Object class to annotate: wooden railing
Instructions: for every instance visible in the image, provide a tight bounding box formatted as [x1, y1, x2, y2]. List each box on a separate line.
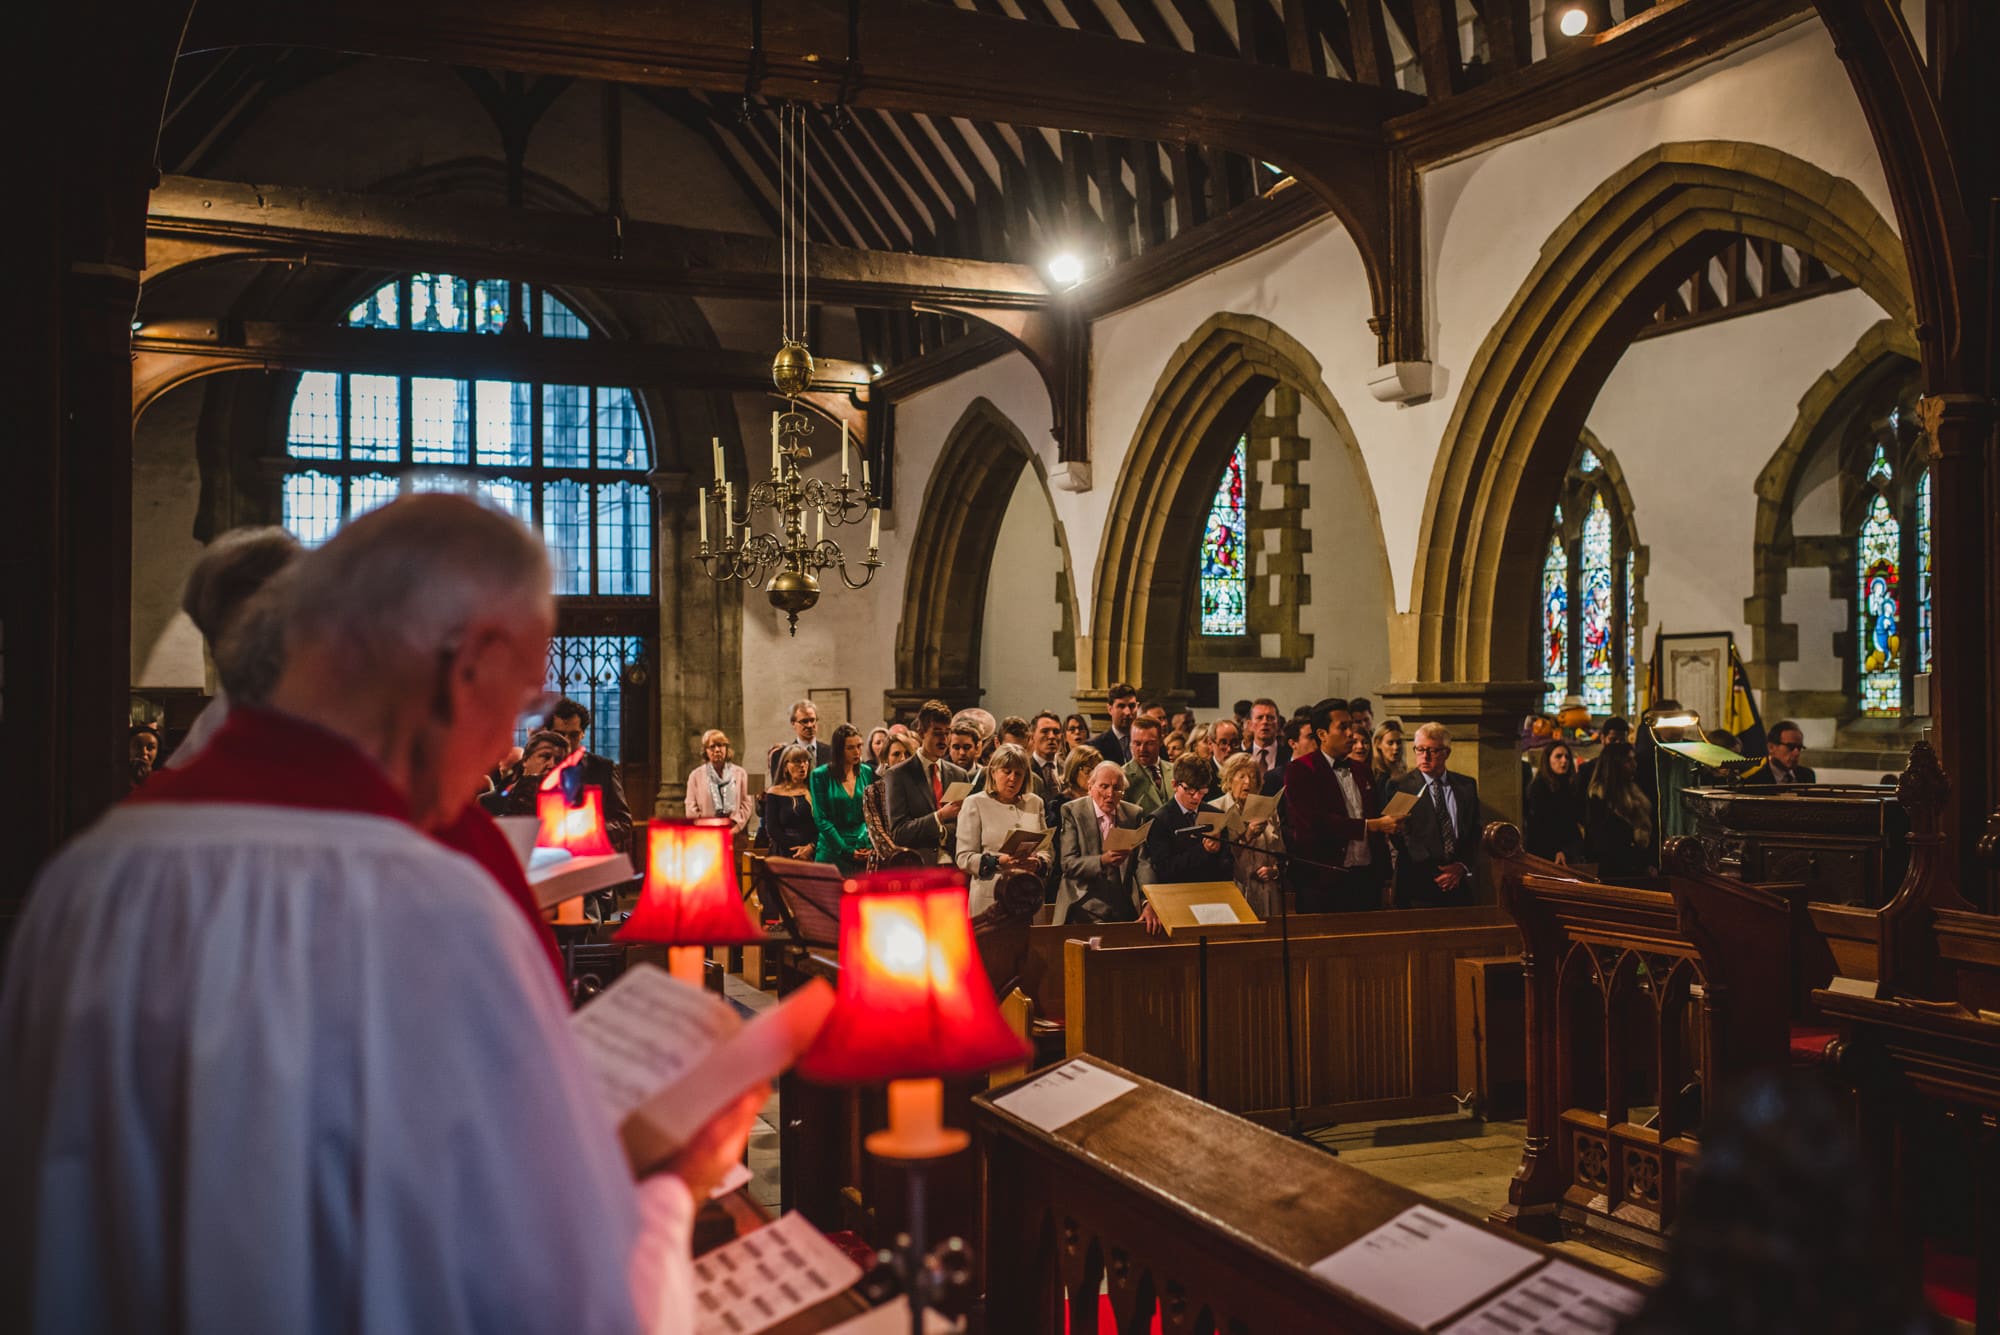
[977, 1056, 1645, 1334]
[1060, 906, 1520, 1125]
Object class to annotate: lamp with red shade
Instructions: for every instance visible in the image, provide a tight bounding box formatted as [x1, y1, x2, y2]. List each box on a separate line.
[535, 747, 616, 858]
[799, 866, 1029, 1333]
[617, 818, 763, 985]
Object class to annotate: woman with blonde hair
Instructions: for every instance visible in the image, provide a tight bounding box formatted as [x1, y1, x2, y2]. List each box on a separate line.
[685, 728, 755, 835]
[955, 744, 1049, 918]
[1215, 751, 1283, 917]
[1061, 744, 1104, 802]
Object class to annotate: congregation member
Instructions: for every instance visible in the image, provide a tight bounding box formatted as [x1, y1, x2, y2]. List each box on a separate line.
[954, 743, 1049, 917]
[998, 715, 1031, 749]
[168, 524, 303, 768]
[1090, 683, 1140, 764]
[126, 723, 160, 791]
[1122, 714, 1170, 813]
[1369, 721, 1406, 801]
[1209, 716, 1242, 763]
[1141, 756, 1233, 909]
[1585, 740, 1655, 877]
[1028, 711, 1065, 801]
[1055, 761, 1145, 924]
[1347, 697, 1375, 740]
[1743, 719, 1816, 785]
[1244, 698, 1285, 789]
[1215, 752, 1283, 917]
[548, 697, 634, 859]
[865, 724, 892, 770]
[1184, 722, 1214, 762]
[761, 744, 818, 858]
[948, 719, 984, 786]
[1, 495, 769, 1333]
[480, 728, 569, 818]
[1285, 703, 1400, 911]
[1524, 739, 1587, 865]
[1062, 712, 1091, 756]
[1266, 717, 1318, 796]
[885, 698, 970, 861]
[684, 728, 755, 836]
[1163, 731, 1187, 761]
[767, 698, 832, 782]
[1061, 745, 1104, 802]
[808, 722, 873, 874]
[1389, 723, 1481, 909]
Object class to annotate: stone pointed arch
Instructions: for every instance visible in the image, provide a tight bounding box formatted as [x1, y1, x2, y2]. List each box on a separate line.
[1413, 141, 1913, 697]
[1087, 313, 1390, 701]
[889, 397, 1078, 718]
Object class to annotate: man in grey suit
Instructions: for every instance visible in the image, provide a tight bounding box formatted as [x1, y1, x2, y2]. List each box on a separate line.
[1121, 715, 1169, 815]
[884, 698, 972, 862]
[1057, 761, 1146, 924]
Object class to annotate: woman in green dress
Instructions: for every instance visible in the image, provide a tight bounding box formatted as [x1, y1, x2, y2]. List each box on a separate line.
[808, 722, 874, 874]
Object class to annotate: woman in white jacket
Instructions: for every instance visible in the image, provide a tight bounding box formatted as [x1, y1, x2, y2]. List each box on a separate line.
[684, 730, 756, 836]
[954, 744, 1049, 917]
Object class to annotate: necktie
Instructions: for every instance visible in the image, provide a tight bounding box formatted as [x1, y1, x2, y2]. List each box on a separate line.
[1431, 780, 1456, 861]
[931, 762, 944, 804]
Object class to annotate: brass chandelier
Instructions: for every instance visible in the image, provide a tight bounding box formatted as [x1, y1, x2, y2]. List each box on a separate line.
[693, 101, 882, 635]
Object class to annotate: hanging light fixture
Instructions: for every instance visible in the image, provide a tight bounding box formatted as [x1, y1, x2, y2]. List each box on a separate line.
[693, 101, 884, 635]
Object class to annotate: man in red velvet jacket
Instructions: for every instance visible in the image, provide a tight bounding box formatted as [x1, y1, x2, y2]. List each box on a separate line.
[1280, 702, 1403, 912]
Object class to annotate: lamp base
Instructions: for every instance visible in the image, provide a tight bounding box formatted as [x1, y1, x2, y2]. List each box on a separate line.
[667, 945, 707, 987]
[865, 1077, 969, 1160]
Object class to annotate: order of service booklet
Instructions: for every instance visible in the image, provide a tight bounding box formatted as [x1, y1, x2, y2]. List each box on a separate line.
[572, 963, 835, 1175]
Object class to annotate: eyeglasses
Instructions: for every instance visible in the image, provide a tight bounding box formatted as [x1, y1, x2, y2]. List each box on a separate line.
[1413, 745, 1449, 756]
[1772, 739, 1805, 753]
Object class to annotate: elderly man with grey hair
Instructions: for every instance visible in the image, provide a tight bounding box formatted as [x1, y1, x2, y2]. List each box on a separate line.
[1, 496, 774, 1335]
[1388, 720, 1482, 908]
[1056, 760, 1146, 924]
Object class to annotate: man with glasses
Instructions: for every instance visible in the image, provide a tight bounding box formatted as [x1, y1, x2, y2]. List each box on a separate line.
[1743, 720, 1817, 786]
[1140, 755, 1234, 926]
[1388, 722, 1481, 909]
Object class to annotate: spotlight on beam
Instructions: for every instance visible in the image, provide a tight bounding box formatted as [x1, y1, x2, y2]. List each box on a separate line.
[1045, 252, 1085, 288]
[1557, 5, 1590, 36]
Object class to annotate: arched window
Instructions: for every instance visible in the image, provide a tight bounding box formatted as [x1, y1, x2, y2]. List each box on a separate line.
[1854, 441, 1905, 718]
[1540, 441, 1642, 718]
[1917, 467, 1933, 674]
[280, 272, 658, 790]
[1199, 437, 1248, 636]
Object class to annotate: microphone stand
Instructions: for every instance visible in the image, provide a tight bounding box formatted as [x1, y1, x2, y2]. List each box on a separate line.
[1174, 823, 1355, 1153]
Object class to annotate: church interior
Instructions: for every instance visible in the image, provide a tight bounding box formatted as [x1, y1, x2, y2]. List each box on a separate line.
[13, 0, 2000, 1331]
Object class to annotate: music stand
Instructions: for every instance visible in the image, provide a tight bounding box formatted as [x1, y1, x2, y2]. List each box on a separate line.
[1139, 881, 1262, 1103]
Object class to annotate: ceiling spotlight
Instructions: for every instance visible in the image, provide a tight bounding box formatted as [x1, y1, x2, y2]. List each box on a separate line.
[1557, 5, 1589, 37]
[1046, 252, 1085, 287]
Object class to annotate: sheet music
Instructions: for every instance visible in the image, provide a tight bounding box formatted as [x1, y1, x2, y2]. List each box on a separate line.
[1102, 820, 1151, 853]
[1309, 1205, 1539, 1329]
[1381, 788, 1420, 820]
[991, 1059, 1137, 1132]
[1440, 1260, 1644, 1334]
[691, 1211, 863, 1335]
[941, 781, 976, 803]
[571, 965, 740, 1120]
[1189, 902, 1240, 926]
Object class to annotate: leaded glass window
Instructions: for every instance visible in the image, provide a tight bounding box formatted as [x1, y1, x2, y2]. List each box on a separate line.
[1918, 468, 1933, 674]
[1858, 490, 1903, 718]
[1199, 438, 1248, 636]
[1541, 519, 1568, 715]
[1624, 548, 1636, 716]
[1580, 494, 1614, 712]
[524, 635, 646, 763]
[279, 275, 652, 604]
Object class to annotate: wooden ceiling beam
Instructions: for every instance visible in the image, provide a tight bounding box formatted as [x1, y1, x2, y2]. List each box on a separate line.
[1281, 0, 1328, 75]
[184, 0, 1415, 152]
[1408, 0, 1463, 97]
[1346, 0, 1395, 84]
[144, 175, 1053, 309]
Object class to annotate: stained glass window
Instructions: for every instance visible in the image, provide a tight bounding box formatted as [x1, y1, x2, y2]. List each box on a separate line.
[1541, 513, 1567, 714]
[1624, 548, 1637, 716]
[1580, 494, 1615, 712]
[1200, 438, 1248, 636]
[1857, 490, 1902, 717]
[1918, 468, 1933, 674]
[1578, 449, 1600, 473]
[280, 274, 651, 598]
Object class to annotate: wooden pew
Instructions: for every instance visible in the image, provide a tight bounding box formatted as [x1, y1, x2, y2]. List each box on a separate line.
[1061, 906, 1521, 1126]
[1488, 821, 1801, 1263]
[977, 1055, 1646, 1334]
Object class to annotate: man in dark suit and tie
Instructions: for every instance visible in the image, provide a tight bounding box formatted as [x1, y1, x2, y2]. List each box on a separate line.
[1389, 722, 1482, 909]
[1028, 711, 1066, 805]
[1056, 761, 1146, 924]
[884, 698, 971, 862]
[1263, 716, 1319, 797]
[546, 697, 634, 857]
[1242, 698, 1285, 791]
[1141, 755, 1233, 907]
[1281, 702, 1401, 911]
[1121, 716, 1170, 814]
[1739, 719, 1818, 786]
[1089, 682, 1140, 765]
[767, 699, 834, 783]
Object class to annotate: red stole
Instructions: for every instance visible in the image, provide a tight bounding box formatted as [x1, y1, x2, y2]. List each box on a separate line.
[132, 707, 566, 987]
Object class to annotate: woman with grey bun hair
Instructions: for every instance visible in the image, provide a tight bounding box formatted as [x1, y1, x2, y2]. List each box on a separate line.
[168, 526, 303, 768]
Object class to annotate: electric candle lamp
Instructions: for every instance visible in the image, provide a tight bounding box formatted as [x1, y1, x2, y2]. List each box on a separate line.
[771, 411, 781, 477]
[617, 818, 762, 985]
[840, 421, 849, 479]
[534, 786, 616, 857]
[799, 866, 1028, 1158]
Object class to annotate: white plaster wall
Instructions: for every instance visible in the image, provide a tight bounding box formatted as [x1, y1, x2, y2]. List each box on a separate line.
[1780, 566, 1846, 693]
[977, 469, 1070, 717]
[131, 388, 209, 689]
[1583, 286, 1888, 676]
[1081, 17, 1890, 626]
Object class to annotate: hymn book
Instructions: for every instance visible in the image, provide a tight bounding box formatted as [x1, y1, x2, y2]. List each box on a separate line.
[997, 826, 1054, 859]
[495, 814, 634, 910]
[572, 964, 835, 1176]
[1101, 820, 1151, 854]
[1381, 788, 1422, 821]
[941, 781, 977, 804]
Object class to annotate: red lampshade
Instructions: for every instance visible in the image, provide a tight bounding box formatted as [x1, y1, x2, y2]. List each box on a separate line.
[616, 818, 763, 946]
[535, 785, 616, 857]
[799, 866, 1030, 1084]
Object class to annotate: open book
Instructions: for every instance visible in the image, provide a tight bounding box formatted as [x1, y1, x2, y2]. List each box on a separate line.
[941, 780, 977, 804]
[496, 813, 634, 909]
[998, 826, 1053, 859]
[1101, 820, 1151, 854]
[572, 964, 835, 1176]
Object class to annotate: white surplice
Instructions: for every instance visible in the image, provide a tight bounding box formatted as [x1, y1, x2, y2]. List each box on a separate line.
[0, 802, 692, 1334]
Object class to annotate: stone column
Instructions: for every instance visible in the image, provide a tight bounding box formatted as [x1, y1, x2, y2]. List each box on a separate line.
[1379, 680, 1545, 830]
[652, 471, 744, 816]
